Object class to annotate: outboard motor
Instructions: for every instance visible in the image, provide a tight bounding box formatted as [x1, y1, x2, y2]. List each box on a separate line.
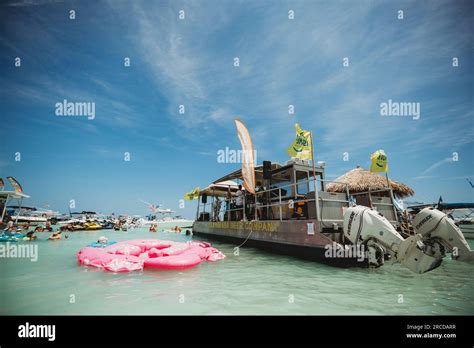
[413, 207, 474, 261]
[343, 206, 442, 273]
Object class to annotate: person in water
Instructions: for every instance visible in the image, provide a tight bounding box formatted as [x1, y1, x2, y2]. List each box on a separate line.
[172, 226, 182, 233]
[44, 221, 53, 232]
[48, 231, 62, 240]
[4, 218, 14, 231]
[149, 224, 157, 232]
[98, 236, 108, 244]
[25, 231, 37, 241]
[185, 229, 191, 236]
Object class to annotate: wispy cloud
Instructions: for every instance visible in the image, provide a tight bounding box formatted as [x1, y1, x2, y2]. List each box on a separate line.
[421, 157, 453, 175]
[5, 0, 63, 8]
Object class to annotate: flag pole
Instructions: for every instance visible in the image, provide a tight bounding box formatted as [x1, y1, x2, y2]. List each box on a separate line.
[310, 131, 316, 184]
[310, 131, 320, 223]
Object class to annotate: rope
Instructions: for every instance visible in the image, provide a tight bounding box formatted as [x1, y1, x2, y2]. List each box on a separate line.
[236, 227, 253, 249]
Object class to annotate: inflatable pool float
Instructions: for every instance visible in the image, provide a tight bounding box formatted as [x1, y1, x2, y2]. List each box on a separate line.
[77, 239, 225, 272]
[0, 233, 25, 242]
[0, 235, 18, 242]
[88, 241, 117, 248]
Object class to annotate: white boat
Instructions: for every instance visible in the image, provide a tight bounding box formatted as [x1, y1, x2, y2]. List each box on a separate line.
[57, 218, 84, 226]
[6, 206, 47, 226]
[439, 204, 474, 240]
[456, 218, 474, 239]
[143, 209, 193, 229]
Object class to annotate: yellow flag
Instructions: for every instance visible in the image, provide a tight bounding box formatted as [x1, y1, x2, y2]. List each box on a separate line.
[370, 149, 388, 172]
[184, 187, 200, 200]
[287, 123, 312, 160]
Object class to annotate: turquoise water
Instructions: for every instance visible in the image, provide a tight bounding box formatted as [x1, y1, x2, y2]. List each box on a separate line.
[1, 228, 473, 315]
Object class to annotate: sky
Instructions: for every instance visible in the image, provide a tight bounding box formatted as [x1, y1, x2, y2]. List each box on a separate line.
[0, 0, 473, 218]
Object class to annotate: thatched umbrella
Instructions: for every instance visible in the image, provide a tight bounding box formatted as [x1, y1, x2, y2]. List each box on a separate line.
[326, 166, 414, 198]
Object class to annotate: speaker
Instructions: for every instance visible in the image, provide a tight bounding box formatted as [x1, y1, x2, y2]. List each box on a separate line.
[201, 193, 208, 204]
[263, 160, 272, 180]
[199, 212, 210, 221]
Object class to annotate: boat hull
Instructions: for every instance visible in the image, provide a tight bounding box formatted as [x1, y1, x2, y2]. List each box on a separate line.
[459, 224, 474, 239]
[192, 220, 368, 268]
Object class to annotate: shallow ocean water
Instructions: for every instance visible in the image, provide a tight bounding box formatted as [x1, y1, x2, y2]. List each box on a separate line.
[0, 228, 473, 315]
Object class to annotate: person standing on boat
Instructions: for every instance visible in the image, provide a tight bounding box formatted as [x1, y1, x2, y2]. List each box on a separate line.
[255, 181, 265, 220]
[235, 185, 244, 221]
[225, 189, 232, 221]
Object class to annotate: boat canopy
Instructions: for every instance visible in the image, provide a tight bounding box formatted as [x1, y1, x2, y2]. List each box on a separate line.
[438, 203, 474, 210]
[1, 191, 31, 224]
[212, 163, 283, 184]
[0, 191, 30, 200]
[408, 203, 474, 213]
[212, 161, 325, 185]
[6, 205, 37, 210]
[201, 180, 239, 197]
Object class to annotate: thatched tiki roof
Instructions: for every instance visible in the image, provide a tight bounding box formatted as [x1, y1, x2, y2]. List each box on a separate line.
[326, 167, 414, 198]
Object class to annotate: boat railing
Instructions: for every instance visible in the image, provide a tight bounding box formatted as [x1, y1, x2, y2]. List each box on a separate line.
[197, 176, 351, 228]
[351, 188, 399, 224]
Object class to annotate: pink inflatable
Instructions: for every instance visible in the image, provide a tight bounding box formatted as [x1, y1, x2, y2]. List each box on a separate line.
[77, 239, 225, 273]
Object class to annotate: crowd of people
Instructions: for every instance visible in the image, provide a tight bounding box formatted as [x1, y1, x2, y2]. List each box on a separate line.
[2, 217, 68, 241]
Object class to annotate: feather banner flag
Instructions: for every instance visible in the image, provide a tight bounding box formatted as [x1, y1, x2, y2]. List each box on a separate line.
[234, 119, 256, 194]
[6, 176, 23, 193]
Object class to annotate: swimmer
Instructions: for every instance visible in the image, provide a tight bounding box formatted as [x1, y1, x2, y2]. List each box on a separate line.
[4, 218, 14, 231]
[44, 221, 53, 232]
[25, 231, 37, 241]
[48, 231, 62, 240]
[98, 236, 108, 244]
[185, 229, 191, 236]
[149, 224, 157, 232]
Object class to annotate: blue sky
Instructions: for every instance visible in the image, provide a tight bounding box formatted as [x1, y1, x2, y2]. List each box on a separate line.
[1, 0, 473, 218]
